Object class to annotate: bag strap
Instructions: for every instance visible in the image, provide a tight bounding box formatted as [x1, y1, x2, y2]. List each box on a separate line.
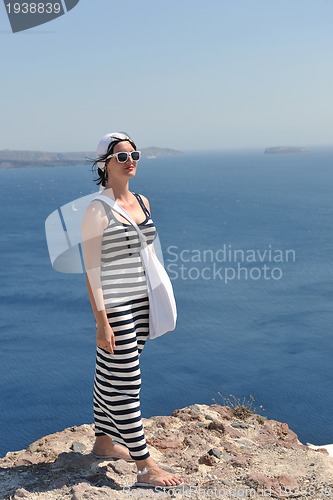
[94, 193, 148, 245]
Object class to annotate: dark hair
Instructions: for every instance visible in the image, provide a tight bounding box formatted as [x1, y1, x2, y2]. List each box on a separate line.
[91, 137, 137, 187]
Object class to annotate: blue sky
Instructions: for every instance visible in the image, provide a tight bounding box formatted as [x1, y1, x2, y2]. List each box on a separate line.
[1, 0, 333, 152]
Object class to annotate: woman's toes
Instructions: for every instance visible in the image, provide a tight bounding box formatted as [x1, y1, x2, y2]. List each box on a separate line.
[160, 473, 183, 486]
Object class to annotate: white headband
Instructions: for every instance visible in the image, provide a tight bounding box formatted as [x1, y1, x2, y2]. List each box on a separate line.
[96, 132, 133, 170]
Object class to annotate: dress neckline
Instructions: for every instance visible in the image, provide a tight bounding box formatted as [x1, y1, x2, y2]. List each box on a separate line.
[112, 192, 149, 227]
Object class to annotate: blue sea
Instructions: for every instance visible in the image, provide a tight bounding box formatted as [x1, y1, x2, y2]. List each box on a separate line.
[1, 149, 333, 458]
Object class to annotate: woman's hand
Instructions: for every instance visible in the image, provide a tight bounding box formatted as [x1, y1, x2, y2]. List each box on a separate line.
[96, 324, 116, 354]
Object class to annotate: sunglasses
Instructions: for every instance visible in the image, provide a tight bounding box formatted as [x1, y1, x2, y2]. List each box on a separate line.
[106, 151, 141, 163]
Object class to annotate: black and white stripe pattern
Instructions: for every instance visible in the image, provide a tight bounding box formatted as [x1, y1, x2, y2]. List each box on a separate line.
[100, 195, 156, 309]
[93, 193, 156, 461]
[94, 296, 150, 460]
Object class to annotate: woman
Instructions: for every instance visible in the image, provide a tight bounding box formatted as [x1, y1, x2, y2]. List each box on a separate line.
[82, 132, 185, 489]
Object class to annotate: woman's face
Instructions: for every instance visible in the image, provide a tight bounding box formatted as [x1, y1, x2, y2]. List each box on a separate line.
[106, 140, 138, 181]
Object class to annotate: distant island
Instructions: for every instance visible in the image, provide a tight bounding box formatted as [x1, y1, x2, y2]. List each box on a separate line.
[264, 146, 310, 154]
[0, 147, 183, 168]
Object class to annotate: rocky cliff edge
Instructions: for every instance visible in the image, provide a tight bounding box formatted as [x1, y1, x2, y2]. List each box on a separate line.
[1, 404, 332, 499]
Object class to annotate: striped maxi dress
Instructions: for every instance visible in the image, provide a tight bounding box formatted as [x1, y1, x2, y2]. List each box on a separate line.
[93, 192, 156, 461]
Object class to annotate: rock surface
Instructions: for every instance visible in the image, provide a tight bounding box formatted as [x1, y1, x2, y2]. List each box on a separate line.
[1, 404, 333, 499]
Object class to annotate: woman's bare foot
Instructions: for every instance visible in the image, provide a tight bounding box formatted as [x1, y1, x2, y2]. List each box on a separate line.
[92, 435, 132, 461]
[135, 460, 185, 488]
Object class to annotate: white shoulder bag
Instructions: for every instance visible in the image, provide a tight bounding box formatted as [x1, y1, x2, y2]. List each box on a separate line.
[94, 194, 177, 339]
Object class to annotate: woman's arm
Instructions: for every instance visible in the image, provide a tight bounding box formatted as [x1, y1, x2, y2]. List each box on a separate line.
[82, 201, 115, 353]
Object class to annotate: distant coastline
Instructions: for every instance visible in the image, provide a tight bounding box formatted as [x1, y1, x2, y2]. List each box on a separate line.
[0, 147, 183, 169]
[264, 146, 310, 154]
